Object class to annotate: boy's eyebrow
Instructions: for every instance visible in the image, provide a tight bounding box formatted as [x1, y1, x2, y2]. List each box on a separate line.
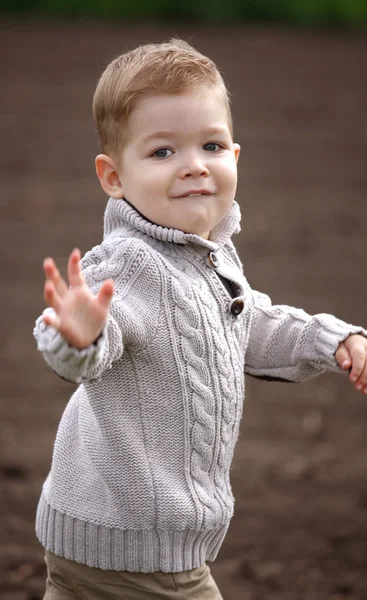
[140, 127, 230, 144]
[140, 131, 174, 143]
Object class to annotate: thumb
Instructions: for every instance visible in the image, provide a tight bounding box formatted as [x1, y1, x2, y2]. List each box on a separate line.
[335, 341, 352, 370]
[97, 279, 114, 310]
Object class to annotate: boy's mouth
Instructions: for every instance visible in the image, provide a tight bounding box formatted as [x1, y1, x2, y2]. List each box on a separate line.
[174, 189, 214, 198]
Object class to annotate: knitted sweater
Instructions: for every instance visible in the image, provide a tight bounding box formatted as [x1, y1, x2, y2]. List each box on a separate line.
[34, 198, 366, 573]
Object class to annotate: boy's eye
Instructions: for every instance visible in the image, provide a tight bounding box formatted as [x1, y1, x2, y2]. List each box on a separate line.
[203, 143, 221, 152]
[152, 148, 173, 159]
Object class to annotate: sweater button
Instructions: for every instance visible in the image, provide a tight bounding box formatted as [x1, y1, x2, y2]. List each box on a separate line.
[230, 297, 245, 316]
[207, 251, 220, 269]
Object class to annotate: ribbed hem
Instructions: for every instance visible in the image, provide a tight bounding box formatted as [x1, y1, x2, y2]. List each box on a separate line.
[36, 494, 229, 573]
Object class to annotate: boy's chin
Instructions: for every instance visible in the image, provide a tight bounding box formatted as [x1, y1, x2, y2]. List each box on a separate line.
[181, 226, 210, 239]
[178, 210, 216, 237]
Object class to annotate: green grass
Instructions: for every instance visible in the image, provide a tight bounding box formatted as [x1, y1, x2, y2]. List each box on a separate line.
[2, 0, 367, 26]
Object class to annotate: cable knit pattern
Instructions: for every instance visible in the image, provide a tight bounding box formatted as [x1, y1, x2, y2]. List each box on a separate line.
[171, 276, 219, 527]
[198, 287, 234, 512]
[34, 198, 367, 573]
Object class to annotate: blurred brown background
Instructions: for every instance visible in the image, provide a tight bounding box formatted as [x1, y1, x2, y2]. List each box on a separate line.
[0, 15, 367, 600]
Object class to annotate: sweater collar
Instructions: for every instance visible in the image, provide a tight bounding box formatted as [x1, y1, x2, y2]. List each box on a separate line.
[104, 197, 241, 250]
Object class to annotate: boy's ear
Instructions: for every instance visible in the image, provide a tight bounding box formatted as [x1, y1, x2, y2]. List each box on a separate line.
[233, 143, 241, 164]
[95, 154, 124, 199]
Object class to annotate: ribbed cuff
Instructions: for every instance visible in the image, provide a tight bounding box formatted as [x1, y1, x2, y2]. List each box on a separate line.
[33, 310, 107, 383]
[36, 494, 229, 573]
[316, 314, 367, 372]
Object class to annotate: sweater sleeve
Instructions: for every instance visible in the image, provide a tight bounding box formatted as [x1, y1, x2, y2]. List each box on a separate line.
[33, 239, 160, 384]
[244, 290, 367, 382]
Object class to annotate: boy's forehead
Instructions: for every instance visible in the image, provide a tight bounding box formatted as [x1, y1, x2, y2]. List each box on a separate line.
[127, 89, 231, 140]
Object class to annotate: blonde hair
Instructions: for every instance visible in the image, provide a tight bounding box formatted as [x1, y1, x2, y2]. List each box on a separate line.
[92, 38, 233, 157]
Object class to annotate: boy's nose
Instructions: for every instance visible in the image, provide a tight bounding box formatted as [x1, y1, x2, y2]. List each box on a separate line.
[178, 157, 209, 179]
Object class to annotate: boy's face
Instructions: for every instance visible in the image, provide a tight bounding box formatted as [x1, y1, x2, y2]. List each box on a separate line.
[97, 87, 240, 240]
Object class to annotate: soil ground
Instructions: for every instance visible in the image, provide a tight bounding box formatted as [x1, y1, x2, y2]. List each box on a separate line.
[0, 18, 367, 600]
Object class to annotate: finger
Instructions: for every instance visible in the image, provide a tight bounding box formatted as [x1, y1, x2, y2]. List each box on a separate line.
[43, 258, 68, 297]
[96, 280, 114, 310]
[43, 257, 57, 281]
[348, 344, 366, 384]
[354, 352, 367, 390]
[67, 248, 84, 288]
[44, 280, 62, 313]
[335, 342, 352, 370]
[43, 311, 61, 330]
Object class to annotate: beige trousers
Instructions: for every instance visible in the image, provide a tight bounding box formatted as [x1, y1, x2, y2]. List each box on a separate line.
[44, 551, 224, 600]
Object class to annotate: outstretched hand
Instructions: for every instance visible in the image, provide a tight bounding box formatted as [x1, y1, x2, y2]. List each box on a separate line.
[335, 334, 367, 395]
[43, 248, 114, 349]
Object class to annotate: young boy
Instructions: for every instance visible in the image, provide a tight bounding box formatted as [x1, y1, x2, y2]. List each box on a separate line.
[34, 39, 367, 599]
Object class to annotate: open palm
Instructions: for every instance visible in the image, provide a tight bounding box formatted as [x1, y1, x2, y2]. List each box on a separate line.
[43, 248, 114, 349]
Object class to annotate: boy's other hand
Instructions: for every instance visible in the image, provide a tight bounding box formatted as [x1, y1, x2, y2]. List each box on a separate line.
[335, 334, 367, 395]
[42, 248, 114, 349]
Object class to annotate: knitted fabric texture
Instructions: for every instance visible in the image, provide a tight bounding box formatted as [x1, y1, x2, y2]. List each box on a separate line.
[34, 198, 367, 573]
